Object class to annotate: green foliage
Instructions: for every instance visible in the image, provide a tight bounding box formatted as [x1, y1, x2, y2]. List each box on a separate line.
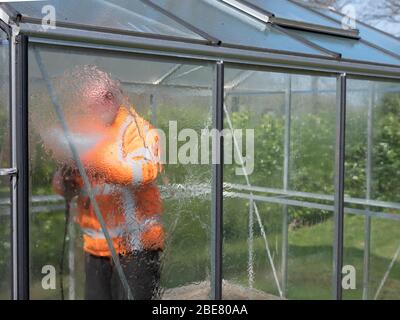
[374, 94, 400, 202]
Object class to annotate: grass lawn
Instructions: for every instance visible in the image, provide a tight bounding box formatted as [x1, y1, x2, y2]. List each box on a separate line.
[221, 213, 400, 300]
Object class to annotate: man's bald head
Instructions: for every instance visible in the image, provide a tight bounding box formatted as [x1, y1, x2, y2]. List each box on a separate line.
[55, 65, 126, 125]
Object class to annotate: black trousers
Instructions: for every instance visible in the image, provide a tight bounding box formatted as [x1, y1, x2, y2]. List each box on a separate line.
[84, 250, 161, 300]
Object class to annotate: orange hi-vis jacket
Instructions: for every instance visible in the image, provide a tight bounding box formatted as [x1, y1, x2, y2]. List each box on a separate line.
[54, 106, 164, 257]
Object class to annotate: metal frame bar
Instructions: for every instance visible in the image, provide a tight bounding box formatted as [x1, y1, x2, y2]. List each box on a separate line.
[286, 0, 359, 38]
[9, 23, 18, 301]
[12, 33, 29, 300]
[224, 191, 400, 222]
[226, 86, 400, 96]
[25, 36, 400, 81]
[0, 15, 13, 301]
[228, 183, 400, 212]
[20, 16, 210, 46]
[333, 73, 347, 300]
[16, 74, 400, 97]
[3, 184, 400, 217]
[281, 74, 292, 297]
[22, 21, 337, 62]
[270, 16, 360, 39]
[4, 181, 400, 220]
[211, 61, 224, 300]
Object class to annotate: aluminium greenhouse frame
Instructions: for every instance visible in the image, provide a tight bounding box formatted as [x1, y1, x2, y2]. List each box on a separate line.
[1, 1, 400, 301]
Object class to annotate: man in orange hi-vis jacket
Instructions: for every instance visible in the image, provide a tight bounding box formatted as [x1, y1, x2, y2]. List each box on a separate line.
[51, 65, 164, 300]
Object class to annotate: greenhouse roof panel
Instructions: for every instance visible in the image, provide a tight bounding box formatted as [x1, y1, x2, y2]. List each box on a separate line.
[292, 29, 400, 67]
[151, 0, 333, 57]
[313, 7, 400, 59]
[245, 0, 342, 29]
[2, 0, 400, 70]
[10, 0, 206, 41]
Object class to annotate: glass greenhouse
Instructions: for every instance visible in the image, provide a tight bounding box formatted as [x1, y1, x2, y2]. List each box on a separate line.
[0, 0, 400, 300]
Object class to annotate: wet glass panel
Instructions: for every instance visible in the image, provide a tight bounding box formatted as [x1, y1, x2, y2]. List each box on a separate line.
[0, 28, 11, 300]
[12, 0, 203, 40]
[28, 45, 213, 300]
[223, 67, 337, 300]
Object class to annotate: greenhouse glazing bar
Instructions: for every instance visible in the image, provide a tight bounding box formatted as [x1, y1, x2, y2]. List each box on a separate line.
[333, 73, 347, 300]
[211, 61, 224, 300]
[24, 34, 400, 81]
[24, 34, 400, 80]
[20, 16, 211, 46]
[0, 15, 12, 302]
[11, 31, 29, 300]
[281, 74, 292, 298]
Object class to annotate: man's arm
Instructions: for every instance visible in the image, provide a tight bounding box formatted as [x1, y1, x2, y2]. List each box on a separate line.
[52, 165, 81, 202]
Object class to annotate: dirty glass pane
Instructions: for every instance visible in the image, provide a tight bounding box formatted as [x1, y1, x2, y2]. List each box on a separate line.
[223, 67, 336, 300]
[153, 0, 330, 56]
[0, 28, 11, 300]
[344, 79, 400, 300]
[28, 45, 212, 300]
[12, 0, 203, 40]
